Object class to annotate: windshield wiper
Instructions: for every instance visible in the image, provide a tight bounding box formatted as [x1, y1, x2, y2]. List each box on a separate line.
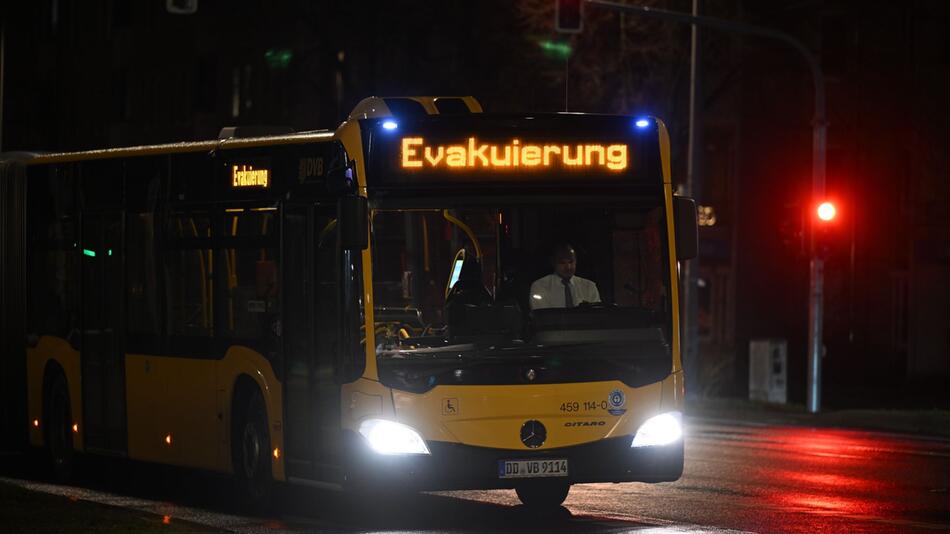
[380, 342, 533, 361]
[379, 341, 606, 362]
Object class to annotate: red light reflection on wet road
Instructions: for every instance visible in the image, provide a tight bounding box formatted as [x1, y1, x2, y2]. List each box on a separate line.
[780, 493, 869, 515]
[779, 470, 868, 488]
[750, 426, 945, 526]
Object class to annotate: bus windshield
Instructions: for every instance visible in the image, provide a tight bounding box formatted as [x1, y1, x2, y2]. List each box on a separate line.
[371, 200, 673, 391]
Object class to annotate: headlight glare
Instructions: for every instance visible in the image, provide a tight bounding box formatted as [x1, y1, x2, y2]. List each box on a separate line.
[359, 419, 430, 455]
[631, 411, 683, 448]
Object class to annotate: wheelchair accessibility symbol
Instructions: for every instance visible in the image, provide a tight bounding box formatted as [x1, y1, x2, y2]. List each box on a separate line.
[442, 398, 459, 415]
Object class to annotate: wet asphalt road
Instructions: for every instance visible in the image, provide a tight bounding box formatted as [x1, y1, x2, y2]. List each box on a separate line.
[4, 416, 949, 532]
[439, 419, 950, 532]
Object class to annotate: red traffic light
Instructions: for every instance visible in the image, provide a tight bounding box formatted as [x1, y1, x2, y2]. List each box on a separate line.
[556, 0, 583, 33]
[816, 201, 836, 222]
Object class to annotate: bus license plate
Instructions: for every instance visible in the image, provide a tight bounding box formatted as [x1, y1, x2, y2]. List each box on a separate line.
[498, 459, 568, 479]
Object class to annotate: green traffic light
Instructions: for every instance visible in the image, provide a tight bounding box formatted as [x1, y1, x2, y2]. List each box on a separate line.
[265, 48, 293, 69]
[538, 40, 572, 59]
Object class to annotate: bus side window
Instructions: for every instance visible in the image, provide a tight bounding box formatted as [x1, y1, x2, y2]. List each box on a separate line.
[315, 214, 340, 378]
[165, 212, 214, 337]
[26, 164, 80, 342]
[222, 209, 279, 348]
[127, 212, 160, 339]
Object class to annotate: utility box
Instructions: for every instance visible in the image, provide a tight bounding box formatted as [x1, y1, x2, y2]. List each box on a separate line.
[749, 339, 787, 404]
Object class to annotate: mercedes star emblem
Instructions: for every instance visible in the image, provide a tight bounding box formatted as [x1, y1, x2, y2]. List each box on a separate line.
[520, 420, 546, 448]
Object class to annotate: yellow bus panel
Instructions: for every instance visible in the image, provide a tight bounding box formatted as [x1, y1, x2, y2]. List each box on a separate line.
[392, 381, 664, 450]
[125, 346, 285, 480]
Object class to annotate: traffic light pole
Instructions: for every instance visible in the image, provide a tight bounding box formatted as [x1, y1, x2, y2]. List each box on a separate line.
[682, 0, 702, 401]
[586, 0, 827, 412]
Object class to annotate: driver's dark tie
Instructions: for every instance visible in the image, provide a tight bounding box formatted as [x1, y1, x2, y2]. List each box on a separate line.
[562, 278, 574, 308]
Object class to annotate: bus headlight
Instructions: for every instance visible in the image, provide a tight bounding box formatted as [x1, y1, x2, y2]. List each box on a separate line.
[359, 419, 431, 455]
[631, 411, 683, 448]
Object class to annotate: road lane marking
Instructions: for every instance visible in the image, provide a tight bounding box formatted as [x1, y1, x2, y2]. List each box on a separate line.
[567, 506, 753, 533]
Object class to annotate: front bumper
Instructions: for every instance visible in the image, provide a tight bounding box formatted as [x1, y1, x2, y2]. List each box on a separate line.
[344, 432, 683, 491]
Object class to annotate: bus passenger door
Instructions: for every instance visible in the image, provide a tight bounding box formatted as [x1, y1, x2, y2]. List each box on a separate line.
[282, 204, 343, 481]
[80, 210, 128, 454]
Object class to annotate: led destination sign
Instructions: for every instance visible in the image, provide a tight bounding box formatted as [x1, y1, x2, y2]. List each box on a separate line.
[401, 137, 629, 171]
[232, 164, 270, 188]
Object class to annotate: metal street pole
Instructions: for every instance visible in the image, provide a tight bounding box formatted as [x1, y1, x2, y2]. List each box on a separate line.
[1, 20, 5, 152]
[565, 54, 570, 112]
[682, 0, 702, 400]
[586, 0, 827, 412]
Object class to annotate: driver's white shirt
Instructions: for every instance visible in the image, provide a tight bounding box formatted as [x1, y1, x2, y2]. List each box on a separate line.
[529, 274, 600, 310]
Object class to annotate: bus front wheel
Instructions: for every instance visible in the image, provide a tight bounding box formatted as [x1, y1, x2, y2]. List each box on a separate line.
[44, 372, 74, 481]
[232, 387, 272, 510]
[515, 481, 570, 508]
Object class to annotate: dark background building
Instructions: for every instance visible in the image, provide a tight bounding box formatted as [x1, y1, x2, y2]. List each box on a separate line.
[2, 0, 948, 408]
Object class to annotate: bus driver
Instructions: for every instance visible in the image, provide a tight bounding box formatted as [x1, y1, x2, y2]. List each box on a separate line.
[529, 243, 600, 310]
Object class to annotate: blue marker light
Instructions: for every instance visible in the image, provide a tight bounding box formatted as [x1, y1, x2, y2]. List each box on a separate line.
[382, 120, 398, 130]
[635, 118, 650, 129]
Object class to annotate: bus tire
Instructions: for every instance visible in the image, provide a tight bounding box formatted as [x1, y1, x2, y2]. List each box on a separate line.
[44, 371, 74, 482]
[515, 480, 570, 508]
[232, 385, 272, 511]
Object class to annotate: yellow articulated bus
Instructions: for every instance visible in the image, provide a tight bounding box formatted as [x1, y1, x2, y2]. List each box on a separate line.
[0, 96, 696, 508]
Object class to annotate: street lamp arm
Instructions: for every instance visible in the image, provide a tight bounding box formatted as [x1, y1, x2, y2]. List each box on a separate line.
[585, 0, 825, 125]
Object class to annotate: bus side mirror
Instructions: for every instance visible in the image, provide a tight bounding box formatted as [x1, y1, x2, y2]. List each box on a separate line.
[674, 196, 698, 260]
[327, 162, 356, 194]
[339, 195, 368, 250]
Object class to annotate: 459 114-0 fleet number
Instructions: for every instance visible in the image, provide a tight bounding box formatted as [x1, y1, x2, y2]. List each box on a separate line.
[560, 400, 609, 412]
